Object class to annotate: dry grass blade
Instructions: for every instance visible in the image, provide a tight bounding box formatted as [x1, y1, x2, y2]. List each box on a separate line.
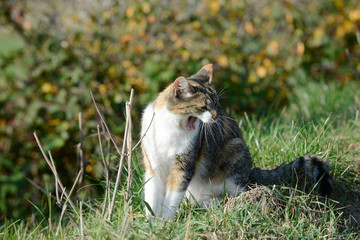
[33, 131, 80, 219]
[49, 150, 60, 204]
[26, 177, 77, 230]
[56, 202, 68, 236]
[97, 125, 110, 217]
[55, 169, 83, 236]
[107, 89, 134, 221]
[90, 89, 135, 220]
[48, 151, 80, 218]
[80, 201, 84, 240]
[90, 90, 124, 158]
[126, 98, 133, 202]
[132, 112, 155, 151]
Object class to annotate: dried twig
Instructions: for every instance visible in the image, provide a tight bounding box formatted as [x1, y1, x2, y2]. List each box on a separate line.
[107, 89, 134, 221]
[132, 112, 155, 151]
[56, 169, 83, 236]
[26, 177, 77, 230]
[56, 202, 67, 236]
[126, 97, 133, 203]
[48, 193, 53, 234]
[33, 131, 80, 218]
[80, 201, 84, 240]
[49, 150, 60, 204]
[119, 91, 135, 237]
[90, 90, 124, 158]
[48, 151, 80, 218]
[98, 125, 110, 217]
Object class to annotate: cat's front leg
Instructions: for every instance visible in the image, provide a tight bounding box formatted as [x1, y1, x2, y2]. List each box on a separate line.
[142, 144, 166, 218]
[144, 169, 165, 217]
[161, 155, 195, 220]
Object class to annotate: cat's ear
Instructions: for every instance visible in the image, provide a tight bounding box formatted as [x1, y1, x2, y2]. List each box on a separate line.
[174, 77, 192, 98]
[190, 64, 213, 85]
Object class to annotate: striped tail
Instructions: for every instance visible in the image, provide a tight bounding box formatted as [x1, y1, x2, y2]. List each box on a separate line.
[249, 155, 333, 196]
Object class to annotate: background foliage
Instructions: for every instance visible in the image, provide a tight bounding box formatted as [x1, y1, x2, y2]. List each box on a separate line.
[0, 0, 359, 221]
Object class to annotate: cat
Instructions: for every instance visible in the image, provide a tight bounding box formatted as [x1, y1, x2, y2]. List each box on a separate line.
[140, 64, 333, 220]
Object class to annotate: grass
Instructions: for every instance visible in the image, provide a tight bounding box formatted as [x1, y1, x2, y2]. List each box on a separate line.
[1, 80, 360, 239]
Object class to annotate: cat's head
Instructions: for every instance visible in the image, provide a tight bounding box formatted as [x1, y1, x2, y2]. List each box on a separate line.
[166, 64, 219, 130]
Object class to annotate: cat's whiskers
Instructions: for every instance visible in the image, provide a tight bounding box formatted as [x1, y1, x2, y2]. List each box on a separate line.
[217, 87, 229, 100]
[220, 114, 236, 122]
[205, 121, 220, 148]
[213, 120, 225, 140]
[219, 115, 238, 137]
[202, 122, 210, 148]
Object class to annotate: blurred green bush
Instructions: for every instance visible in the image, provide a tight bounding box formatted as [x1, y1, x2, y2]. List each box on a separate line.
[0, 0, 359, 220]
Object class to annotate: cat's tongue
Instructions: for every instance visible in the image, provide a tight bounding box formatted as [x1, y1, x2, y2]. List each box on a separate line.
[186, 116, 197, 130]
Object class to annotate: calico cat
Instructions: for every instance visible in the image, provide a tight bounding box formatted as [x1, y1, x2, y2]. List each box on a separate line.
[140, 64, 333, 220]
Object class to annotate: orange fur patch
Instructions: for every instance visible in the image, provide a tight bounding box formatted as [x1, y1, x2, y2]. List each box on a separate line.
[141, 145, 154, 176]
[167, 167, 184, 191]
[154, 84, 173, 109]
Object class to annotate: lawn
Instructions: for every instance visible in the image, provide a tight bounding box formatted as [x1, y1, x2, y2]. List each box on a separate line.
[1, 80, 360, 239]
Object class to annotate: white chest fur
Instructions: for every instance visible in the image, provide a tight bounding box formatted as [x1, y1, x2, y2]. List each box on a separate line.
[141, 103, 199, 172]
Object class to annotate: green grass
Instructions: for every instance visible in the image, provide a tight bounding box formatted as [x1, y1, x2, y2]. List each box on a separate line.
[1, 81, 360, 239]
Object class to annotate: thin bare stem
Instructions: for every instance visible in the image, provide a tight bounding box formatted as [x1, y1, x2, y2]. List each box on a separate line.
[78, 112, 85, 183]
[67, 169, 83, 201]
[126, 101, 133, 203]
[56, 203, 67, 236]
[55, 169, 84, 236]
[49, 151, 60, 204]
[90, 90, 124, 158]
[48, 151, 81, 218]
[33, 131, 80, 218]
[107, 89, 134, 221]
[48, 192, 53, 234]
[80, 201, 84, 240]
[132, 112, 155, 151]
[97, 125, 110, 217]
[26, 177, 77, 229]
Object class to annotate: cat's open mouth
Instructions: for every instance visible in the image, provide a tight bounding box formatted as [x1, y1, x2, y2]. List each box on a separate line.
[186, 116, 197, 130]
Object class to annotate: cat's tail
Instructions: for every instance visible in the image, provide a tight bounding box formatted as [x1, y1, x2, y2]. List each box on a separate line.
[249, 155, 333, 196]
